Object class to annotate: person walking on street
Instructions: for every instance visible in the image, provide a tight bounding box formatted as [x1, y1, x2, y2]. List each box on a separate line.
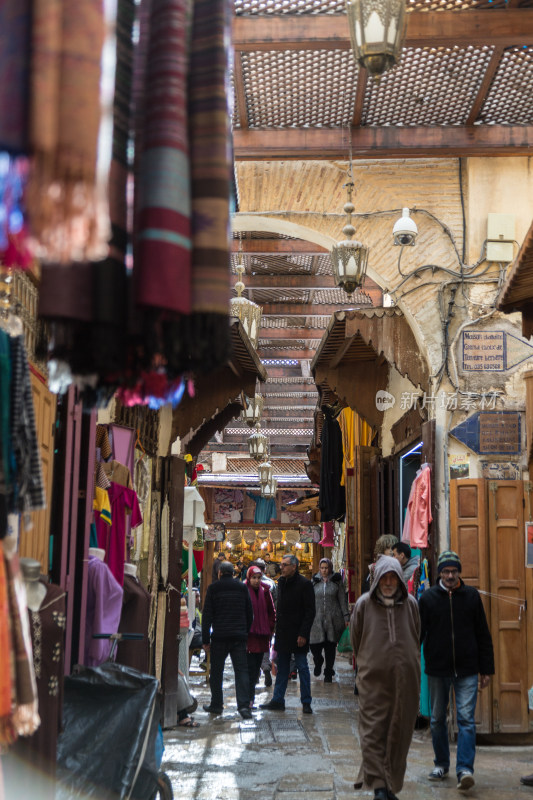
[245, 566, 276, 709]
[310, 558, 349, 682]
[350, 555, 421, 800]
[419, 550, 494, 792]
[260, 555, 316, 714]
[202, 561, 254, 719]
[211, 551, 225, 583]
[392, 542, 419, 583]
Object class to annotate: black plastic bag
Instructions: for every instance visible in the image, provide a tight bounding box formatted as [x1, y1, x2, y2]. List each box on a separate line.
[56, 662, 159, 800]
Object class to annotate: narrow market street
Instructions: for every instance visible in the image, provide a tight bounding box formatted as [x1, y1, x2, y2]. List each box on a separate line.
[163, 655, 533, 800]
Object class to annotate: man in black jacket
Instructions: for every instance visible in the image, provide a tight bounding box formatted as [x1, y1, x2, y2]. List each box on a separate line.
[260, 555, 316, 714]
[419, 550, 494, 792]
[202, 561, 253, 719]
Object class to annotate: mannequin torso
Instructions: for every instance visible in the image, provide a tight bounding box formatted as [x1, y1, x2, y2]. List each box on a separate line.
[20, 557, 47, 611]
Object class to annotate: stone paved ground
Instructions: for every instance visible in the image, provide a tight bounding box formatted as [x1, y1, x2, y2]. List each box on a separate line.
[162, 653, 533, 800]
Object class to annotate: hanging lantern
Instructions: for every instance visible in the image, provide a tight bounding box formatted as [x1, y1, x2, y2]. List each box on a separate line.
[258, 454, 273, 487]
[230, 261, 262, 349]
[261, 475, 278, 499]
[330, 179, 369, 296]
[241, 392, 264, 428]
[346, 0, 406, 82]
[248, 422, 268, 460]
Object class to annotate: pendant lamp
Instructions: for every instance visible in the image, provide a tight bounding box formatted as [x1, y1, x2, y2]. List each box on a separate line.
[346, 0, 406, 82]
[230, 248, 262, 348]
[330, 178, 369, 296]
[241, 392, 264, 428]
[248, 422, 268, 460]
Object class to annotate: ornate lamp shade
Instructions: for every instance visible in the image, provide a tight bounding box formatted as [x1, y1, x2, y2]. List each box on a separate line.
[230, 263, 262, 348]
[261, 475, 278, 499]
[330, 181, 369, 295]
[241, 392, 264, 427]
[346, 0, 406, 81]
[247, 423, 268, 460]
[258, 455, 273, 487]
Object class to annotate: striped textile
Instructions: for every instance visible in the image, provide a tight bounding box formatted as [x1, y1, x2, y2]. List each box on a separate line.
[0, 0, 31, 154]
[188, 0, 232, 319]
[108, 0, 136, 264]
[135, 0, 192, 314]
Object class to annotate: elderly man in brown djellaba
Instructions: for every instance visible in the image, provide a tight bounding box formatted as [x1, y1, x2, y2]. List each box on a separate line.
[350, 555, 421, 800]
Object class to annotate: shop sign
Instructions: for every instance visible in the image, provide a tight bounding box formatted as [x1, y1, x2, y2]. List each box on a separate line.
[450, 411, 521, 455]
[462, 330, 533, 372]
[299, 524, 321, 543]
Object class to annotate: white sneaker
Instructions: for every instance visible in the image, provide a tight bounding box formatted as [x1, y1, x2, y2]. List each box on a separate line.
[457, 771, 475, 790]
[428, 766, 449, 781]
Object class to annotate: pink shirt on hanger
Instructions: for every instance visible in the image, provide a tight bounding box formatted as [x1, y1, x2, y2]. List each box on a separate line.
[95, 482, 142, 586]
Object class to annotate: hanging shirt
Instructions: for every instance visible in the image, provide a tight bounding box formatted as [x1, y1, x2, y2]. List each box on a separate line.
[247, 492, 276, 524]
[93, 486, 112, 526]
[84, 556, 123, 666]
[337, 407, 372, 486]
[94, 482, 142, 586]
[402, 465, 432, 549]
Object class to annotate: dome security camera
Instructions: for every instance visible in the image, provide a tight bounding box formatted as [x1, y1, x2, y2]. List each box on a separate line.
[393, 208, 418, 246]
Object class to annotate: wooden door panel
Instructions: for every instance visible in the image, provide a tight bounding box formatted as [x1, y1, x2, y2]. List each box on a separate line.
[450, 479, 491, 732]
[488, 481, 528, 733]
[353, 445, 380, 601]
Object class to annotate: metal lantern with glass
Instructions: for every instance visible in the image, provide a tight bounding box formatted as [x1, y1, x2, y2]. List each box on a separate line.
[346, 0, 406, 81]
[247, 422, 268, 460]
[261, 474, 278, 500]
[230, 240, 262, 349]
[241, 392, 264, 427]
[330, 177, 369, 296]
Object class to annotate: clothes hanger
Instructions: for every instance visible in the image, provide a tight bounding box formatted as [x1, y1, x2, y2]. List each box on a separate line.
[135, 428, 146, 462]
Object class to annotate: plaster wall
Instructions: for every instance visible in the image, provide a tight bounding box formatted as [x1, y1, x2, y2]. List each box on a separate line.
[464, 157, 533, 265]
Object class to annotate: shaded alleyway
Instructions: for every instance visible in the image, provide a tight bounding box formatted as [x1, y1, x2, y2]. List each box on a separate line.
[163, 654, 533, 800]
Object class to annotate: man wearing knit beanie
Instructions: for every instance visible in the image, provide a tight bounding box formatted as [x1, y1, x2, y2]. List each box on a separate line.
[419, 550, 494, 792]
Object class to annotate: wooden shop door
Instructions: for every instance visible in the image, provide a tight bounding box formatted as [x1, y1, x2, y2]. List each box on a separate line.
[450, 479, 492, 732]
[451, 478, 529, 734]
[487, 480, 528, 734]
[350, 444, 380, 602]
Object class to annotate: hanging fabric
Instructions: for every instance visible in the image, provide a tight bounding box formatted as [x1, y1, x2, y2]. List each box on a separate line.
[0, 0, 31, 154]
[402, 464, 432, 548]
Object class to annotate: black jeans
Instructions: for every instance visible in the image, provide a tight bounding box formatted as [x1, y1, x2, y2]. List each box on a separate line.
[246, 651, 264, 705]
[310, 641, 337, 677]
[209, 639, 250, 710]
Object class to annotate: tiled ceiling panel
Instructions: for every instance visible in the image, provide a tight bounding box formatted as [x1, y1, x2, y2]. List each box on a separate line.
[234, 0, 505, 13]
[479, 46, 533, 124]
[241, 49, 358, 128]
[362, 46, 495, 126]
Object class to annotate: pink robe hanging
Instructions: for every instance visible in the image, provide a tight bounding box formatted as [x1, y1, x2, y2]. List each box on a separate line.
[402, 465, 432, 549]
[95, 482, 143, 586]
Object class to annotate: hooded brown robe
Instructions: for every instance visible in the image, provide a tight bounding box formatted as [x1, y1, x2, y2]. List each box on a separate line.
[350, 555, 421, 794]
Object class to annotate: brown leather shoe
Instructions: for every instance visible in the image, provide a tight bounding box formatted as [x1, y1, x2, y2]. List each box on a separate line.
[520, 774, 533, 786]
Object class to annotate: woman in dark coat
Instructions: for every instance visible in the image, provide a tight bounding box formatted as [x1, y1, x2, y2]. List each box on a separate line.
[245, 566, 275, 708]
[310, 558, 350, 681]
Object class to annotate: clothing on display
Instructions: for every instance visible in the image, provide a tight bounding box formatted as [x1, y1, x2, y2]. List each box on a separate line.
[84, 555, 123, 667]
[116, 572, 150, 674]
[94, 480, 142, 587]
[318, 406, 346, 523]
[402, 464, 432, 549]
[247, 492, 276, 524]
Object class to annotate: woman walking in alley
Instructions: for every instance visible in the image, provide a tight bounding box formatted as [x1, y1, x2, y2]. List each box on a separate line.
[245, 565, 276, 708]
[310, 558, 350, 682]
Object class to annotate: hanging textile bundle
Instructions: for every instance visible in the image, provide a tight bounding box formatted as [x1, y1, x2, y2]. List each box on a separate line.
[26, 0, 106, 256]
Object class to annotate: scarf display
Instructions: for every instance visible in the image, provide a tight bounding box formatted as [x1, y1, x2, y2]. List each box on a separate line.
[135, 0, 191, 316]
[26, 0, 105, 255]
[0, 0, 31, 155]
[247, 582, 271, 637]
[0, 548, 14, 747]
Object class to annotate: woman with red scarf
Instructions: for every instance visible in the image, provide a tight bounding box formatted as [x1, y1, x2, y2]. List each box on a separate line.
[245, 566, 276, 709]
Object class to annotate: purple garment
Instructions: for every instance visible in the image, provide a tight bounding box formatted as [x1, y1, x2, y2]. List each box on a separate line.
[84, 556, 123, 666]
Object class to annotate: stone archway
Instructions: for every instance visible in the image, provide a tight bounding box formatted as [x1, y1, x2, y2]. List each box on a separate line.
[232, 212, 431, 372]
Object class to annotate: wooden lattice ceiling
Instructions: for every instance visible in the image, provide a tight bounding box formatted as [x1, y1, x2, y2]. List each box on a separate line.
[232, 2, 533, 159]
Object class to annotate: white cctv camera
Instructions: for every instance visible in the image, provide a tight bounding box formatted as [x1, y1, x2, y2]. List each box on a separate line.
[393, 208, 418, 246]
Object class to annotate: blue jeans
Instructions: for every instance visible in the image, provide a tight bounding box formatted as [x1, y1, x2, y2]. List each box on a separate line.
[273, 651, 312, 705]
[428, 674, 478, 776]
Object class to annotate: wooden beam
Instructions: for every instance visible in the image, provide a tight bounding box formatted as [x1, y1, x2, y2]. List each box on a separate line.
[466, 47, 504, 126]
[352, 66, 369, 128]
[258, 348, 317, 359]
[233, 51, 249, 130]
[330, 335, 357, 369]
[250, 275, 336, 289]
[234, 10, 533, 50]
[231, 239, 328, 254]
[260, 327, 326, 339]
[260, 303, 372, 316]
[234, 125, 533, 160]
